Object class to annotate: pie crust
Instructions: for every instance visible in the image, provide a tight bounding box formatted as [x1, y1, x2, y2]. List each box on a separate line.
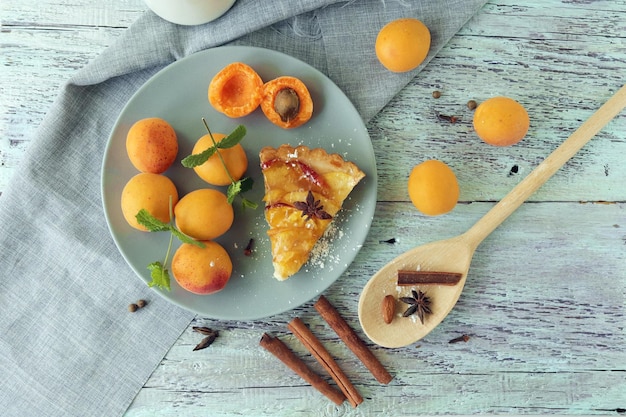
[260, 145, 365, 280]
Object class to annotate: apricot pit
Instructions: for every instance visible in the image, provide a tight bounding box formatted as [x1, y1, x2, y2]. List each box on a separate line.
[274, 88, 300, 122]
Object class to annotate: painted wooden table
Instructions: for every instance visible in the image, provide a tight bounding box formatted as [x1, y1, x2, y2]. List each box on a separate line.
[2, 1, 625, 415]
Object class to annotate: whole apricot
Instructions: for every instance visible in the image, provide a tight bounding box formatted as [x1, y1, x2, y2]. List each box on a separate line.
[126, 118, 178, 173]
[407, 160, 459, 216]
[376, 18, 431, 73]
[473, 96, 530, 146]
[192, 133, 248, 186]
[174, 188, 234, 240]
[121, 173, 178, 231]
[172, 241, 233, 295]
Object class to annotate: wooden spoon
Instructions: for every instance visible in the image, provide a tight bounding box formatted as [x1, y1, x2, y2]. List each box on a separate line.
[358, 85, 626, 348]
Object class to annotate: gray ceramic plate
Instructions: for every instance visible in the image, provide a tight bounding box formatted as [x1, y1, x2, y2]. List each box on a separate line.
[101, 46, 377, 320]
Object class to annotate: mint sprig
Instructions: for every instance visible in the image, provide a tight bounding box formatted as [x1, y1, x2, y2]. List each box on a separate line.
[181, 120, 258, 209]
[181, 124, 247, 168]
[136, 206, 204, 291]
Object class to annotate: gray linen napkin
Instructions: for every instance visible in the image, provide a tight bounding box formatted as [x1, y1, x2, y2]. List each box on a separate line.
[0, 1, 486, 415]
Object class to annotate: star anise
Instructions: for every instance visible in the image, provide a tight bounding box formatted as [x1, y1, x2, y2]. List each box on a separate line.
[293, 190, 332, 221]
[400, 289, 432, 324]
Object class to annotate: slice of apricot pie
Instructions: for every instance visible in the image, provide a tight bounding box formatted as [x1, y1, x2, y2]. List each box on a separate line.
[259, 145, 365, 280]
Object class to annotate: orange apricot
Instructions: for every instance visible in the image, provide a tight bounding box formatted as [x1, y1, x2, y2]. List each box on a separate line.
[126, 118, 178, 174]
[208, 62, 263, 118]
[260, 76, 313, 129]
[174, 188, 234, 240]
[473, 96, 530, 146]
[121, 173, 178, 231]
[376, 18, 431, 73]
[407, 160, 459, 216]
[172, 241, 233, 295]
[192, 132, 248, 186]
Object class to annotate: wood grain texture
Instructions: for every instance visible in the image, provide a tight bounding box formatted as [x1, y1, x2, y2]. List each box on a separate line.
[1, 0, 625, 415]
[0, 0, 143, 192]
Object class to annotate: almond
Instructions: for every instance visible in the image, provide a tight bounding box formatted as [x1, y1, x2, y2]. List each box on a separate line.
[381, 294, 395, 324]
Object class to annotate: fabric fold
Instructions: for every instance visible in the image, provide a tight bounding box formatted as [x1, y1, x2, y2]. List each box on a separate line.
[70, 0, 341, 87]
[0, 1, 487, 416]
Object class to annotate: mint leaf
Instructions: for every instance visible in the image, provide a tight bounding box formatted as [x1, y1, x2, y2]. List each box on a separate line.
[180, 125, 246, 169]
[238, 177, 254, 193]
[171, 229, 205, 247]
[182, 119, 257, 208]
[226, 182, 242, 204]
[242, 198, 258, 210]
[137, 207, 203, 247]
[138, 199, 205, 292]
[136, 209, 171, 232]
[216, 125, 246, 149]
[227, 177, 255, 204]
[181, 146, 217, 168]
[147, 261, 170, 291]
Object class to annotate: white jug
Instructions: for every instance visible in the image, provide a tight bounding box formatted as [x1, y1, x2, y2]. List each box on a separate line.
[144, 0, 236, 26]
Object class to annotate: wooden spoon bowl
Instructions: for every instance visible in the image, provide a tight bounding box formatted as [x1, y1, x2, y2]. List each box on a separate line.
[359, 236, 474, 348]
[358, 84, 626, 348]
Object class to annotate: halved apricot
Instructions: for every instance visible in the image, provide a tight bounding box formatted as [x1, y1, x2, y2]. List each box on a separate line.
[260, 76, 313, 129]
[208, 62, 263, 118]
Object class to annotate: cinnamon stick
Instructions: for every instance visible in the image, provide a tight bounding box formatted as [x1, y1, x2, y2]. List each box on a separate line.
[314, 295, 393, 384]
[288, 317, 363, 408]
[397, 270, 462, 286]
[259, 333, 345, 406]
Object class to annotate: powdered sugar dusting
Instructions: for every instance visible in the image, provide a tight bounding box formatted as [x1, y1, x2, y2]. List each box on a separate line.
[306, 221, 344, 272]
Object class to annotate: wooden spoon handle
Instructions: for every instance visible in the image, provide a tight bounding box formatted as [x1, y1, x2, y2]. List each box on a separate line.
[463, 84, 626, 248]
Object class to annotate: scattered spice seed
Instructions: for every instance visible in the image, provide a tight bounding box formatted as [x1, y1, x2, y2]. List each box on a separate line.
[192, 327, 219, 351]
[437, 114, 458, 123]
[432, 90, 441, 99]
[467, 100, 478, 110]
[128, 303, 138, 313]
[448, 334, 471, 344]
[244, 238, 254, 256]
[136, 299, 147, 308]
[193, 326, 218, 336]
[193, 334, 218, 351]
[379, 238, 397, 244]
